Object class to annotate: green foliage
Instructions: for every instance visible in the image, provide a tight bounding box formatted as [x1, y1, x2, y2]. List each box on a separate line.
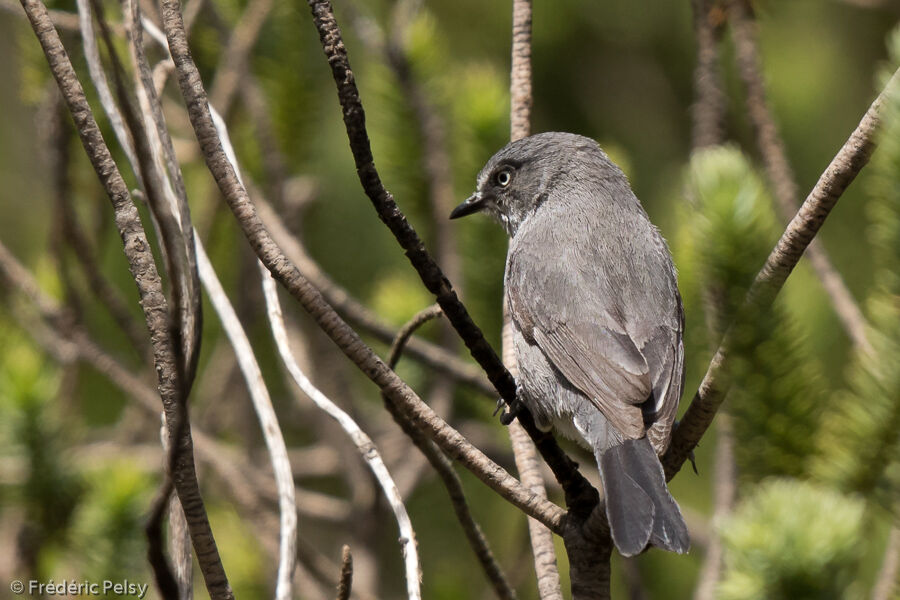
[684, 147, 824, 482]
[70, 463, 153, 582]
[718, 479, 866, 600]
[811, 30, 900, 498]
[0, 337, 83, 569]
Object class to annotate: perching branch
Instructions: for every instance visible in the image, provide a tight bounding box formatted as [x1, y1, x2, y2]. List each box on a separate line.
[157, 0, 566, 532]
[728, 0, 872, 354]
[16, 3, 232, 597]
[663, 67, 900, 479]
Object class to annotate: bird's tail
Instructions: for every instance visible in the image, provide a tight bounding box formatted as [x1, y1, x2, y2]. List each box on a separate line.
[598, 437, 690, 557]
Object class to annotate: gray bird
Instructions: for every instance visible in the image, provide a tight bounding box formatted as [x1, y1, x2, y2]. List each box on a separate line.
[451, 132, 689, 556]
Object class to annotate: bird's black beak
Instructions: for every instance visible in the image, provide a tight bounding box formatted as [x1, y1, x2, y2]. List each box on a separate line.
[450, 193, 488, 219]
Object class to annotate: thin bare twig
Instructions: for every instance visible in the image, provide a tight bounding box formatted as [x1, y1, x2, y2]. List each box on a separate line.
[75, 0, 139, 178]
[90, 0, 201, 391]
[126, 0, 203, 388]
[728, 0, 872, 354]
[387, 305, 443, 365]
[663, 67, 900, 479]
[146, 480, 180, 600]
[872, 521, 900, 600]
[336, 545, 353, 600]
[252, 193, 493, 395]
[387, 306, 517, 600]
[261, 268, 421, 599]
[198, 243, 297, 600]
[690, 0, 727, 149]
[158, 0, 566, 532]
[45, 97, 150, 358]
[208, 0, 273, 115]
[16, 4, 232, 597]
[692, 416, 736, 600]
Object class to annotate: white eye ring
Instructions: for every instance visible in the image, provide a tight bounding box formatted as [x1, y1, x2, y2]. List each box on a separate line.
[495, 168, 513, 187]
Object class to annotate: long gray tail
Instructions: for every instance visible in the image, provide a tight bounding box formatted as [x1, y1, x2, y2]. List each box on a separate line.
[599, 437, 690, 557]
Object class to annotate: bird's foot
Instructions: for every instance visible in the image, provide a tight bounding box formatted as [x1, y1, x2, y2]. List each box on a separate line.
[497, 381, 523, 425]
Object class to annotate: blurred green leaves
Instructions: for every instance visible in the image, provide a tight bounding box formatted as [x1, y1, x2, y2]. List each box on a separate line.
[0, 337, 82, 575]
[811, 30, 900, 501]
[717, 479, 866, 600]
[684, 147, 824, 484]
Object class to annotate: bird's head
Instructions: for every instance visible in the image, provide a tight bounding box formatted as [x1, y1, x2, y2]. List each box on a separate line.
[450, 132, 616, 237]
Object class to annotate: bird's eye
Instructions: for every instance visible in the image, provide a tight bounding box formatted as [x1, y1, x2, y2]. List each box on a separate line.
[495, 168, 513, 187]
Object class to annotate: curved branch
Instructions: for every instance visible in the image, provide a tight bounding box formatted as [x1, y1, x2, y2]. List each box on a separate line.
[261, 268, 421, 600]
[198, 245, 297, 600]
[157, 0, 566, 532]
[663, 67, 900, 479]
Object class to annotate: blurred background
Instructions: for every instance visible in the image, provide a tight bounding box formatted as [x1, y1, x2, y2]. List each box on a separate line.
[1, 0, 900, 598]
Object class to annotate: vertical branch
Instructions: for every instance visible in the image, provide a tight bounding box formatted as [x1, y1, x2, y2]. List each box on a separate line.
[728, 0, 872, 354]
[692, 415, 736, 600]
[509, 0, 532, 141]
[690, 0, 726, 149]
[508, 2, 566, 599]
[688, 5, 733, 596]
[91, 0, 202, 391]
[17, 3, 233, 598]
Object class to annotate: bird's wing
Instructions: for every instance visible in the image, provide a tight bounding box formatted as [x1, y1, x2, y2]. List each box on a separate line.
[506, 235, 653, 440]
